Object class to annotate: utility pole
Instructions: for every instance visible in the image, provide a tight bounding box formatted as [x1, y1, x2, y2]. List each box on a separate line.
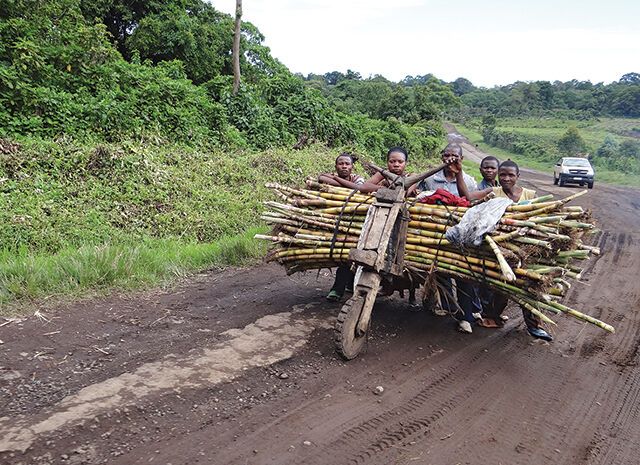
[232, 0, 242, 94]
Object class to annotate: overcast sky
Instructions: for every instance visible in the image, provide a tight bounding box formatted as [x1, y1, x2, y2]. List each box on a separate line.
[210, 0, 639, 87]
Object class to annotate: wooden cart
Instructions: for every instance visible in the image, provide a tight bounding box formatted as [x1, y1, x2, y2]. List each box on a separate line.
[335, 162, 447, 360]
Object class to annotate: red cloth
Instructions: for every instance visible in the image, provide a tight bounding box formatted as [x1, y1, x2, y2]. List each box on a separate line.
[418, 188, 471, 207]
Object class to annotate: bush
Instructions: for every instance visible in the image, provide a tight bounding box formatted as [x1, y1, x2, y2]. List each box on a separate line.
[557, 126, 587, 156]
[482, 127, 558, 162]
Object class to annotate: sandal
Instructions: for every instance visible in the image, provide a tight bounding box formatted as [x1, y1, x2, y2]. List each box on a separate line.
[477, 318, 503, 329]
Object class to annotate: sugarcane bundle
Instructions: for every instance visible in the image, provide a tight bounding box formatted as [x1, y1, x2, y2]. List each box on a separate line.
[256, 180, 613, 333]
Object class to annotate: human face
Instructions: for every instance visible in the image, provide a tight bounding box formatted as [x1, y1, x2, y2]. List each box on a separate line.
[498, 166, 519, 190]
[335, 156, 353, 179]
[387, 151, 407, 175]
[480, 159, 498, 183]
[442, 149, 462, 164]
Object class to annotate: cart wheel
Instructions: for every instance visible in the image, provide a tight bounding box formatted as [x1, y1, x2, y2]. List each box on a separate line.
[335, 295, 368, 360]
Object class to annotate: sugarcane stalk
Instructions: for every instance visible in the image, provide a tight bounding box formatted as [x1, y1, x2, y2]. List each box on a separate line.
[259, 182, 609, 333]
[408, 220, 450, 232]
[544, 300, 615, 333]
[411, 214, 457, 226]
[530, 194, 554, 204]
[513, 236, 552, 249]
[265, 183, 323, 200]
[492, 228, 528, 242]
[317, 205, 371, 215]
[506, 201, 559, 212]
[563, 206, 586, 212]
[485, 235, 517, 281]
[409, 204, 466, 217]
[559, 220, 594, 229]
[304, 180, 374, 203]
[265, 201, 364, 223]
[505, 202, 564, 220]
[512, 297, 557, 325]
[255, 234, 358, 249]
[576, 242, 600, 255]
[557, 250, 590, 259]
[530, 215, 566, 224]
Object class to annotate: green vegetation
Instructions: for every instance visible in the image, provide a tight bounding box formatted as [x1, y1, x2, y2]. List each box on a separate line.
[0, 137, 439, 310]
[0, 140, 372, 309]
[455, 122, 640, 187]
[0, 230, 266, 309]
[452, 74, 640, 178]
[1, 0, 637, 309]
[0, 1, 458, 310]
[2, 139, 345, 252]
[304, 72, 460, 125]
[455, 74, 640, 119]
[0, 0, 448, 155]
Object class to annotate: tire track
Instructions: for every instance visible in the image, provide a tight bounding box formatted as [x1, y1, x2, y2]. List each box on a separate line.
[585, 366, 640, 465]
[444, 342, 588, 465]
[298, 330, 521, 465]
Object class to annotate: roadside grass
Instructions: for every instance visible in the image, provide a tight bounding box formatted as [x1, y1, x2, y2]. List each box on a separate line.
[0, 227, 268, 314]
[0, 140, 327, 312]
[455, 123, 640, 188]
[0, 136, 446, 313]
[461, 158, 482, 182]
[495, 116, 640, 147]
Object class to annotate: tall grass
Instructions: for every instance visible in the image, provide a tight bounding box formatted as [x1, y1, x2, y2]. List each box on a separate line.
[0, 138, 445, 312]
[0, 227, 267, 312]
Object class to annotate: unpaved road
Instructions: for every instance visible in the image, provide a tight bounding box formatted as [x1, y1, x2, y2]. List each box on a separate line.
[2, 129, 640, 465]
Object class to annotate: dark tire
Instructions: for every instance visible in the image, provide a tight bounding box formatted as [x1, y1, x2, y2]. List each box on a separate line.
[335, 295, 368, 360]
[553, 174, 559, 185]
[559, 176, 566, 187]
[588, 181, 594, 189]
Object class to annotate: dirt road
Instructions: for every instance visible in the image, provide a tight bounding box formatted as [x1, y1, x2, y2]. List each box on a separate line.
[2, 130, 640, 465]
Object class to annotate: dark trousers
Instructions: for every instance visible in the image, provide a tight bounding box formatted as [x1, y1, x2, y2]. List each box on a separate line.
[331, 265, 354, 294]
[439, 277, 482, 323]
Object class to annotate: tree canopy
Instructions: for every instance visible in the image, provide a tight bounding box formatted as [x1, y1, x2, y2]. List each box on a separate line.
[0, 0, 450, 158]
[456, 76, 640, 118]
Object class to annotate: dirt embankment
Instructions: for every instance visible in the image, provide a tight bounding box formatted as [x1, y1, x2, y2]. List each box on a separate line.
[2, 131, 640, 464]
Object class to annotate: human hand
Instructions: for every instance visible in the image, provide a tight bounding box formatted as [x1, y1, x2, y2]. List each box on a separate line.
[448, 159, 462, 174]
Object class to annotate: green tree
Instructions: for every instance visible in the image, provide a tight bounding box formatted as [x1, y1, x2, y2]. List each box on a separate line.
[619, 72, 640, 85]
[452, 77, 475, 96]
[609, 85, 640, 117]
[620, 140, 640, 160]
[594, 136, 618, 168]
[557, 127, 587, 156]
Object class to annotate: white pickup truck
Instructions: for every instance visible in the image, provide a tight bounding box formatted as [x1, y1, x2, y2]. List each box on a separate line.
[553, 157, 595, 189]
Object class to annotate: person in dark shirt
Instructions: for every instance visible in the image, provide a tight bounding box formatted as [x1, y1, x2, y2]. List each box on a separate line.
[319, 153, 364, 302]
[318, 153, 365, 189]
[478, 155, 499, 189]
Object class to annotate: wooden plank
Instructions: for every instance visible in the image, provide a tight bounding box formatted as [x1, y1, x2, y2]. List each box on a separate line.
[390, 205, 410, 275]
[355, 273, 381, 334]
[373, 188, 406, 272]
[349, 249, 378, 268]
[362, 207, 390, 250]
